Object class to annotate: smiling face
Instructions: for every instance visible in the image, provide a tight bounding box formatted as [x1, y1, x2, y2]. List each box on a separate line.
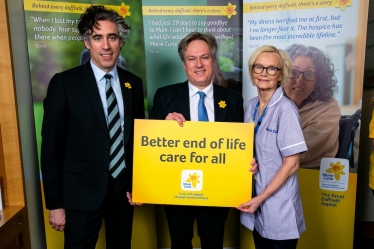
[84, 20, 123, 72]
[182, 39, 216, 90]
[251, 52, 282, 92]
[284, 56, 316, 108]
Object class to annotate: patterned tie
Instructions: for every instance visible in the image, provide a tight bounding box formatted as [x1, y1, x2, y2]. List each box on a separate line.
[104, 74, 126, 178]
[197, 91, 209, 121]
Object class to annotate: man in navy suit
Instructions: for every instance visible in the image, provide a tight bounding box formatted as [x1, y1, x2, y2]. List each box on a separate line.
[41, 5, 144, 248]
[151, 32, 244, 249]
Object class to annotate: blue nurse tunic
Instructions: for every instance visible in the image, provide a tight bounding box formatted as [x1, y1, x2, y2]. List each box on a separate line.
[241, 87, 307, 240]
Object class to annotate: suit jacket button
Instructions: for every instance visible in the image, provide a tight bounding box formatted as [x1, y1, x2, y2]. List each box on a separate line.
[104, 169, 108, 173]
[105, 147, 109, 152]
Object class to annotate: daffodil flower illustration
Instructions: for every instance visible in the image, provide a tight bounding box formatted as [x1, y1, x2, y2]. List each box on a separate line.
[186, 172, 200, 188]
[223, 2, 237, 19]
[124, 82, 132, 89]
[335, 0, 352, 10]
[218, 100, 226, 108]
[326, 161, 345, 180]
[118, 3, 131, 18]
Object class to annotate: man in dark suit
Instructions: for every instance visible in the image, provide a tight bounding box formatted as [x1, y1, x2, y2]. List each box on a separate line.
[151, 32, 244, 249]
[41, 5, 144, 248]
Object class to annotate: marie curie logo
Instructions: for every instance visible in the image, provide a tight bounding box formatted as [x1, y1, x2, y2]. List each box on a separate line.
[181, 170, 203, 191]
[319, 158, 348, 191]
[322, 172, 334, 181]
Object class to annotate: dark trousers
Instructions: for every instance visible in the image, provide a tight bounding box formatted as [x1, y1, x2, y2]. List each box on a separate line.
[64, 176, 134, 249]
[253, 229, 298, 249]
[164, 205, 229, 249]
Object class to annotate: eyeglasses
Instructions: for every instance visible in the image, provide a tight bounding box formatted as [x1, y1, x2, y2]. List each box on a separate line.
[290, 69, 316, 81]
[252, 64, 281, 76]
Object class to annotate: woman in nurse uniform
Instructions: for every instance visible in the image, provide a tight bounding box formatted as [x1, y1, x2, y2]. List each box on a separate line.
[238, 45, 307, 249]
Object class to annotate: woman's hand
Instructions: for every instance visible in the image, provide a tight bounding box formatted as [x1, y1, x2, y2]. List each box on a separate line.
[237, 196, 262, 213]
[238, 155, 299, 213]
[165, 112, 186, 127]
[250, 158, 258, 174]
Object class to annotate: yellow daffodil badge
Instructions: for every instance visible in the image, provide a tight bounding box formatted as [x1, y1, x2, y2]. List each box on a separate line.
[124, 82, 132, 89]
[218, 101, 226, 108]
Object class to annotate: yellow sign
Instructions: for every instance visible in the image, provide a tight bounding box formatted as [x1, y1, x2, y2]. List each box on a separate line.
[132, 120, 254, 207]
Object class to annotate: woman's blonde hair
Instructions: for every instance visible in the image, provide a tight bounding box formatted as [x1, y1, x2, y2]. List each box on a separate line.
[248, 45, 292, 87]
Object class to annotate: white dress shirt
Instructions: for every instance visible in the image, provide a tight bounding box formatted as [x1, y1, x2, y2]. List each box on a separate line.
[188, 82, 214, 122]
[90, 61, 125, 131]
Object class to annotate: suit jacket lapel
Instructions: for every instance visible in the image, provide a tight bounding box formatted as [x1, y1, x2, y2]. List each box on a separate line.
[175, 82, 191, 120]
[80, 63, 109, 135]
[118, 67, 132, 146]
[213, 84, 228, 122]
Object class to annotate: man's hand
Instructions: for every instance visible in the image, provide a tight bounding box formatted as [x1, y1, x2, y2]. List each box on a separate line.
[165, 112, 186, 127]
[126, 192, 143, 206]
[49, 208, 66, 232]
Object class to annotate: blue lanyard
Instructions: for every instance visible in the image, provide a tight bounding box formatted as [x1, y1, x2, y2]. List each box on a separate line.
[252, 101, 267, 135]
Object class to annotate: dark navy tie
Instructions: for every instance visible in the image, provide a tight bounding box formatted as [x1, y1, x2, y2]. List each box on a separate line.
[104, 74, 126, 178]
[197, 91, 209, 122]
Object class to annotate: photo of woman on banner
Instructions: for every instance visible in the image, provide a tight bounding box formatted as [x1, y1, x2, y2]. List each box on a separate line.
[284, 44, 340, 169]
[238, 45, 307, 249]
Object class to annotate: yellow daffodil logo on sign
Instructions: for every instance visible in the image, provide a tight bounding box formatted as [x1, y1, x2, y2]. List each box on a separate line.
[218, 100, 226, 108]
[223, 2, 237, 19]
[124, 82, 132, 89]
[186, 172, 200, 188]
[118, 3, 131, 18]
[335, 0, 352, 10]
[326, 161, 345, 180]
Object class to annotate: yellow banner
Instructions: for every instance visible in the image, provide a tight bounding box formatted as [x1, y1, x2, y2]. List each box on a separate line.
[142, 5, 235, 17]
[243, 0, 335, 13]
[298, 169, 357, 248]
[240, 169, 358, 248]
[132, 120, 254, 207]
[23, 0, 124, 14]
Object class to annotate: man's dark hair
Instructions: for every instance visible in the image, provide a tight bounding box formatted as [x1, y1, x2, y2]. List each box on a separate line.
[77, 5, 131, 44]
[178, 32, 218, 62]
